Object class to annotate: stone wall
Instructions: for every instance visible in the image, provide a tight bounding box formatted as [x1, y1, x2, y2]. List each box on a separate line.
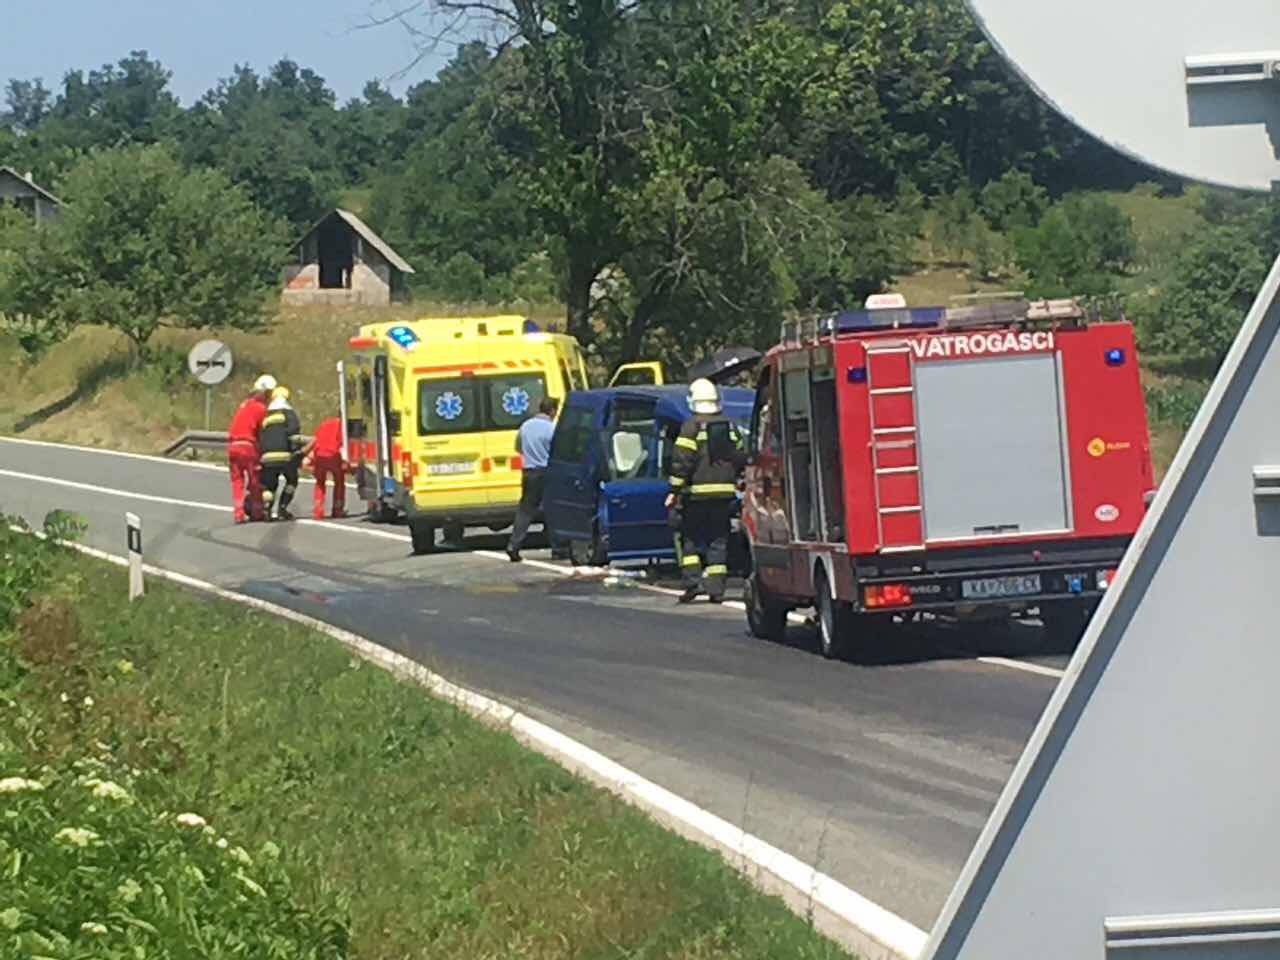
[281, 260, 394, 306]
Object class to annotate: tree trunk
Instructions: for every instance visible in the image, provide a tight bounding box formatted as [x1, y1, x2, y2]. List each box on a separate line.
[565, 246, 598, 344]
[620, 290, 665, 364]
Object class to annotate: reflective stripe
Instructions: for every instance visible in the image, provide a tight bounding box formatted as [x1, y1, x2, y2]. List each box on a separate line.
[681, 556, 702, 567]
[668, 476, 686, 487]
[262, 413, 286, 426]
[261, 452, 294, 463]
[696, 431, 708, 441]
[704, 565, 728, 576]
[675, 437, 699, 451]
[688, 483, 737, 496]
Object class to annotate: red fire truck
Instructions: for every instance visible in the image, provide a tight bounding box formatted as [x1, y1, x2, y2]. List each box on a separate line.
[740, 295, 1155, 658]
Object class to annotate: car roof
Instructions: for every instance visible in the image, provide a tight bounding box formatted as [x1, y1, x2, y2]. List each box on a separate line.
[566, 385, 755, 423]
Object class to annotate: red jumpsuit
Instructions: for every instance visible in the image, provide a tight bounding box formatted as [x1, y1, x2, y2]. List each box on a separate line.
[228, 397, 267, 523]
[310, 417, 347, 520]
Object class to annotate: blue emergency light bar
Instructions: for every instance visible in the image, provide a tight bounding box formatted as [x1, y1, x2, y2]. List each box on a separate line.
[831, 306, 946, 334]
[386, 325, 420, 350]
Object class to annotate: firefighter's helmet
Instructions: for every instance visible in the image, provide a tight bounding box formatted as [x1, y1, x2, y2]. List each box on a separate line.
[253, 374, 278, 394]
[688, 378, 722, 415]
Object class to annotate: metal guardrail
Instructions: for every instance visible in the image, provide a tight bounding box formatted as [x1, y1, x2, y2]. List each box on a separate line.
[161, 431, 316, 459]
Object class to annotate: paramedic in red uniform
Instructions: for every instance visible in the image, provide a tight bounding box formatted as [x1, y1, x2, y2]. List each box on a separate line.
[227, 374, 277, 523]
[302, 414, 347, 520]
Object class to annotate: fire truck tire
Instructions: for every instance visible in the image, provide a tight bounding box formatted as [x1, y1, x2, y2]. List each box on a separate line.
[744, 572, 788, 641]
[815, 569, 855, 660]
[409, 520, 437, 556]
[1040, 600, 1093, 653]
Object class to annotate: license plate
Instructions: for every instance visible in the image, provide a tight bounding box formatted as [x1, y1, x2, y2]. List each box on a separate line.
[961, 574, 1042, 600]
[426, 461, 473, 476]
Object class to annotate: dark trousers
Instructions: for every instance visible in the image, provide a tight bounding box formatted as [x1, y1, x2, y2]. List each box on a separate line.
[675, 498, 733, 599]
[509, 468, 547, 552]
[260, 462, 299, 516]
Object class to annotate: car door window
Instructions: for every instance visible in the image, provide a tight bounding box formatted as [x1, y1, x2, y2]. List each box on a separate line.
[605, 399, 658, 480]
[550, 405, 595, 463]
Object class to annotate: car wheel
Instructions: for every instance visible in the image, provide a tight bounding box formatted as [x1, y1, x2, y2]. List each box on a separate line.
[409, 521, 436, 556]
[815, 568, 854, 660]
[569, 525, 608, 567]
[744, 570, 788, 641]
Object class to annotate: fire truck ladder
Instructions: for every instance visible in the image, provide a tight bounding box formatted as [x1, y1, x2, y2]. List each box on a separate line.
[866, 344, 925, 553]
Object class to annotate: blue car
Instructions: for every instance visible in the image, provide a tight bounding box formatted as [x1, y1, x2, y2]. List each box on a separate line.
[544, 385, 756, 566]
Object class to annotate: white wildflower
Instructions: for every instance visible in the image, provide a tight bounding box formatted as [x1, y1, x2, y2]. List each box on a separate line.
[229, 846, 253, 867]
[53, 827, 100, 848]
[215, 837, 228, 850]
[184, 865, 206, 884]
[89, 781, 133, 805]
[202, 825, 216, 838]
[115, 879, 143, 904]
[115, 659, 135, 676]
[59, 692, 69, 704]
[0, 907, 20, 931]
[259, 840, 281, 861]
[174, 813, 207, 829]
[235, 871, 267, 897]
[79, 921, 108, 936]
[81, 697, 94, 709]
[0, 777, 44, 794]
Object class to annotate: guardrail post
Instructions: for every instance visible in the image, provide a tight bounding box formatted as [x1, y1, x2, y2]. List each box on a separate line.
[126, 512, 144, 602]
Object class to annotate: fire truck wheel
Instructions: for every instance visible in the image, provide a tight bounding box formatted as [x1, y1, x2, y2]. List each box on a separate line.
[815, 569, 854, 660]
[1040, 601, 1093, 653]
[744, 572, 788, 641]
[409, 520, 437, 556]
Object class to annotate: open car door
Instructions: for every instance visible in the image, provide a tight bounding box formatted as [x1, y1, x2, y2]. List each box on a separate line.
[608, 362, 665, 387]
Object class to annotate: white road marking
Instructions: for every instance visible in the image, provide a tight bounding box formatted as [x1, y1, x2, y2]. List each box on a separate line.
[975, 656, 1065, 679]
[0, 459, 1061, 681]
[27, 529, 927, 960]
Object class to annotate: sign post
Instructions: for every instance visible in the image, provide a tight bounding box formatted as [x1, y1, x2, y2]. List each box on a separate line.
[186, 339, 234, 431]
[125, 512, 144, 602]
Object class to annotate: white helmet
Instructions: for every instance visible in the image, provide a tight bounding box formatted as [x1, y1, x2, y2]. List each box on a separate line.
[253, 374, 278, 393]
[687, 378, 722, 415]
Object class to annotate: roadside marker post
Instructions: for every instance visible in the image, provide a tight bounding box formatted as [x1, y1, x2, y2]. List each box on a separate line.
[126, 512, 144, 601]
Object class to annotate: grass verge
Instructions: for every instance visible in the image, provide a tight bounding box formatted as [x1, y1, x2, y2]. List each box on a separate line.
[0, 523, 851, 960]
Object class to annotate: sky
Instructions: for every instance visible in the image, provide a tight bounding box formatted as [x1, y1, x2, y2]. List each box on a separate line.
[0, 0, 467, 105]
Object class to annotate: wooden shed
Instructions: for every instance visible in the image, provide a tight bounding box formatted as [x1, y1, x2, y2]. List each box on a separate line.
[283, 209, 414, 306]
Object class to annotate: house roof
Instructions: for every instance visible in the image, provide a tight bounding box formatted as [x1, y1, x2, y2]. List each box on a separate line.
[0, 166, 63, 206]
[294, 208, 415, 275]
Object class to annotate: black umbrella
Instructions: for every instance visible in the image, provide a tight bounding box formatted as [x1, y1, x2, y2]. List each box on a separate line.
[687, 345, 762, 384]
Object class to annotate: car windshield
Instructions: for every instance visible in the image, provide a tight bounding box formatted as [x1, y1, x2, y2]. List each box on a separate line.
[418, 374, 548, 435]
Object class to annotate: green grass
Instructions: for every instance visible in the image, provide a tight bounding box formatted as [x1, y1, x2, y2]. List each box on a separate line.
[0, 538, 852, 960]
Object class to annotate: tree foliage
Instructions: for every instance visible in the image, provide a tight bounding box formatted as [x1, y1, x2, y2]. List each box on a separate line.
[1, 146, 286, 354]
[1012, 193, 1137, 298]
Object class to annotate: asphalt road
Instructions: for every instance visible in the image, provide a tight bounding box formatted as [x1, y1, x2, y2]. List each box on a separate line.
[0, 436, 1070, 932]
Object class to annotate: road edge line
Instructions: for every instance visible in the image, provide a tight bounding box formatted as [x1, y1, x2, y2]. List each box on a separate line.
[38, 533, 927, 960]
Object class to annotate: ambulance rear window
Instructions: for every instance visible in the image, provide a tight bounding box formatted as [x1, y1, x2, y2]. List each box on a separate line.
[419, 378, 482, 434]
[487, 374, 548, 429]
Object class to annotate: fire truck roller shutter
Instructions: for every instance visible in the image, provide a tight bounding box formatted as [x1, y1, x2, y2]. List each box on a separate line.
[914, 353, 1071, 541]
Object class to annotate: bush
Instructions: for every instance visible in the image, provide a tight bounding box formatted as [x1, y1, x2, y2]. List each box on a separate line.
[1013, 193, 1136, 297]
[0, 512, 84, 629]
[1146, 380, 1210, 431]
[979, 170, 1048, 232]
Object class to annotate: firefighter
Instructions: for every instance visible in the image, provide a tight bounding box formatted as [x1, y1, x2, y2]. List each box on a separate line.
[666, 378, 747, 604]
[301, 412, 347, 520]
[228, 374, 276, 524]
[259, 386, 304, 521]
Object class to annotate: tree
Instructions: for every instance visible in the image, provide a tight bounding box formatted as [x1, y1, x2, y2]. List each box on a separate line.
[1013, 193, 1136, 298]
[0, 146, 287, 357]
[2, 79, 52, 133]
[979, 170, 1048, 232]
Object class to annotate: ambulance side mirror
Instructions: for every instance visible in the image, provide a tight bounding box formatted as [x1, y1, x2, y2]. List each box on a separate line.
[387, 412, 402, 435]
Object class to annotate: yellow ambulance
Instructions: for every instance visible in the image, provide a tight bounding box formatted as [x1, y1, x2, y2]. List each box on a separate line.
[341, 315, 599, 553]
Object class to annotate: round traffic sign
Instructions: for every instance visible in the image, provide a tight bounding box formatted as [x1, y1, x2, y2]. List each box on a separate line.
[187, 339, 234, 386]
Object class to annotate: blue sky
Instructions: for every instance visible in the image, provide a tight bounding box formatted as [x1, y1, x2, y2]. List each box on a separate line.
[0, 0, 466, 104]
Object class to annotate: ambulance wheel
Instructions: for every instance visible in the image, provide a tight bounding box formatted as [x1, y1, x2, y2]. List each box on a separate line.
[815, 569, 854, 661]
[442, 523, 465, 545]
[744, 571, 788, 642]
[409, 521, 437, 556]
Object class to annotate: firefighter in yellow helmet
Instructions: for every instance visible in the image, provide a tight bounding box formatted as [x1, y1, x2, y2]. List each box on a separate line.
[665, 378, 747, 603]
[259, 386, 305, 521]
